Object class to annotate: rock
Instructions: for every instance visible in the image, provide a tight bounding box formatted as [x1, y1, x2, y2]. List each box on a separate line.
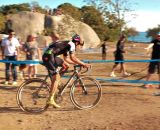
[9, 11, 101, 48]
[10, 11, 44, 40]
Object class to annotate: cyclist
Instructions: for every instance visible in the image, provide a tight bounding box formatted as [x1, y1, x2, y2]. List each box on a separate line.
[42, 33, 91, 108]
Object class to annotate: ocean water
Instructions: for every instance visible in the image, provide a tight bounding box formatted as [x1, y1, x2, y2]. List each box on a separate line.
[128, 32, 152, 43]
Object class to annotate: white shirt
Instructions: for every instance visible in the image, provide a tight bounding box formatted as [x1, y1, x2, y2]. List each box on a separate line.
[1, 37, 20, 56]
[68, 41, 76, 52]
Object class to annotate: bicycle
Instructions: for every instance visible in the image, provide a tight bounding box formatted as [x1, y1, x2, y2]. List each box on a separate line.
[16, 65, 102, 113]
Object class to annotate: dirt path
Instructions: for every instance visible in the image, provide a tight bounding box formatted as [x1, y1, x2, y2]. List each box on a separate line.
[0, 43, 160, 130]
[0, 83, 160, 130]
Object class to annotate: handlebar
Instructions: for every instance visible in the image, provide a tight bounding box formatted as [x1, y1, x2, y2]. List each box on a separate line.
[73, 64, 92, 74]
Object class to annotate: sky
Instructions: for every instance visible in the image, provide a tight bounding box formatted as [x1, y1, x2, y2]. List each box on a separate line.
[0, 0, 160, 32]
[125, 0, 160, 32]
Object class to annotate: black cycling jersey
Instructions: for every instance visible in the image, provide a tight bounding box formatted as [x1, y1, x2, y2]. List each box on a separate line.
[44, 40, 75, 56]
[42, 40, 76, 73]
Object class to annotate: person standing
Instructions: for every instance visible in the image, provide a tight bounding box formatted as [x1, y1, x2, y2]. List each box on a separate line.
[101, 40, 108, 60]
[0, 35, 3, 58]
[23, 34, 41, 78]
[110, 34, 130, 77]
[144, 33, 160, 88]
[1, 29, 20, 85]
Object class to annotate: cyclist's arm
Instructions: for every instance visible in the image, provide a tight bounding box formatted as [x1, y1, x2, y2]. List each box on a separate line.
[63, 55, 75, 65]
[69, 53, 90, 68]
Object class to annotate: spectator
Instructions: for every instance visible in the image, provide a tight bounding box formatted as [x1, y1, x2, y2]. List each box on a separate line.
[23, 34, 41, 78]
[144, 33, 160, 89]
[53, 8, 62, 16]
[101, 39, 108, 60]
[50, 31, 59, 42]
[18, 38, 27, 80]
[1, 29, 20, 85]
[110, 34, 130, 77]
[43, 40, 49, 54]
[48, 9, 52, 15]
[0, 35, 3, 58]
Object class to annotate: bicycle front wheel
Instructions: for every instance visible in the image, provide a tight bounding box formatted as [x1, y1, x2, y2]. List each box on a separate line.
[17, 78, 50, 113]
[70, 76, 102, 109]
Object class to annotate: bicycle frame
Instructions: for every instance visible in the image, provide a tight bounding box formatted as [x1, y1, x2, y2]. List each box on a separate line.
[17, 65, 101, 113]
[43, 66, 86, 96]
[58, 69, 81, 96]
[38, 67, 86, 96]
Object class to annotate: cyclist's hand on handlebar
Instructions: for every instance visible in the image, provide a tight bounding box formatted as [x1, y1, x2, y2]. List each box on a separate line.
[82, 63, 91, 68]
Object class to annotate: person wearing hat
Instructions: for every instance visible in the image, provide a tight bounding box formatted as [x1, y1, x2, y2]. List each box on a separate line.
[144, 32, 160, 88]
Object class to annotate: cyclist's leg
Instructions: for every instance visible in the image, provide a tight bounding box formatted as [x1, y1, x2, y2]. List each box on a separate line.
[42, 54, 61, 108]
[48, 73, 61, 108]
[55, 57, 69, 75]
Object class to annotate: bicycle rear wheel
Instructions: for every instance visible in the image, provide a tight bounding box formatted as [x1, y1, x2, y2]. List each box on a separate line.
[17, 78, 50, 113]
[70, 76, 102, 109]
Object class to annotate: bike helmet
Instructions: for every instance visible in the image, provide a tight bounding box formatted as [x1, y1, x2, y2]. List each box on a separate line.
[72, 34, 81, 43]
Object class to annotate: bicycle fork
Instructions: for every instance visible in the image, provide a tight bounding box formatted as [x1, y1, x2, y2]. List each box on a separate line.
[77, 78, 88, 95]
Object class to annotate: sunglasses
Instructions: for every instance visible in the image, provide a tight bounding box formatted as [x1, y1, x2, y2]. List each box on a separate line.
[10, 33, 15, 36]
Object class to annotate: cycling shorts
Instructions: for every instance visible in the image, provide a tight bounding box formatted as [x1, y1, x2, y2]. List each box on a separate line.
[42, 54, 63, 74]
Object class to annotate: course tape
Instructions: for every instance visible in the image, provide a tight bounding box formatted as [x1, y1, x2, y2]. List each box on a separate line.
[0, 59, 160, 85]
[83, 59, 160, 63]
[0, 59, 160, 64]
[96, 78, 160, 84]
[0, 60, 42, 64]
[62, 76, 160, 84]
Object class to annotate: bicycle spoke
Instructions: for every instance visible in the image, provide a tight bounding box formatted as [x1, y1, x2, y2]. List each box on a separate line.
[70, 77, 101, 109]
[17, 79, 50, 113]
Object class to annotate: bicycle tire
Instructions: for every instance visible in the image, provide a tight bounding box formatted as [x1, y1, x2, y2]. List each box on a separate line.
[17, 78, 50, 113]
[70, 76, 102, 109]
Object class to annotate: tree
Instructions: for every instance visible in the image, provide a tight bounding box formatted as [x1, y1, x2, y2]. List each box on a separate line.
[146, 25, 160, 39]
[81, 6, 109, 40]
[0, 3, 31, 14]
[58, 3, 82, 21]
[84, 0, 136, 40]
[30, 1, 46, 13]
[58, 3, 110, 40]
[0, 2, 47, 32]
[125, 27, 138, 37]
